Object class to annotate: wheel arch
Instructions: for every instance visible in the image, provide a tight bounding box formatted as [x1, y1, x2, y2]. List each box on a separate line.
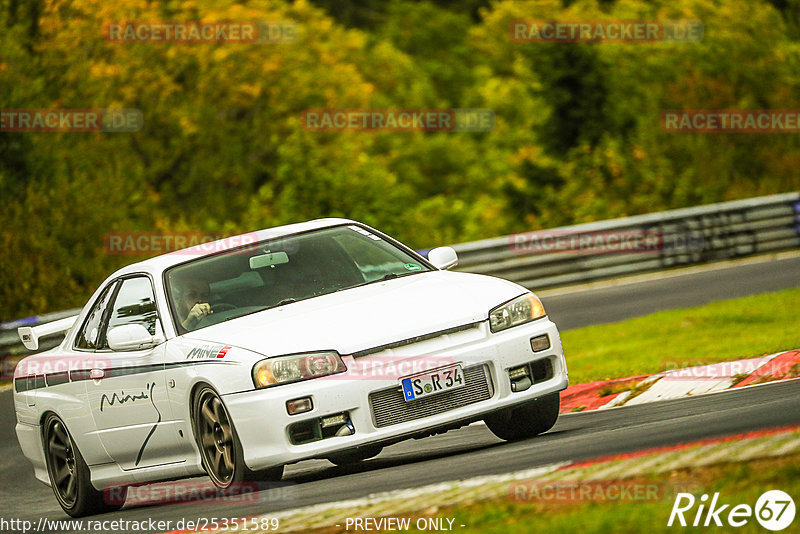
[186, 380, 213, 449]
[39, 409, 63, 442]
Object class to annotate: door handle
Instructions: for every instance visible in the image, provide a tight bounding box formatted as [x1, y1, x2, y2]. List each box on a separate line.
[90, 368, 105, 380]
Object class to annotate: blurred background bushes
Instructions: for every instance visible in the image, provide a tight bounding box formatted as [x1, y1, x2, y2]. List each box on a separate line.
[1, 0, 799, 318]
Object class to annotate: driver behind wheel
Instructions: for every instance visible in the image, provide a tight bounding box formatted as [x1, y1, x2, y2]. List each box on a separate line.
[177, 278, 212, 331]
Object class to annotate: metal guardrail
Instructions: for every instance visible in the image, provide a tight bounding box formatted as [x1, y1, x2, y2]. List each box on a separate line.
[2, 192, 799, 356]
[451, 191, 800, 290]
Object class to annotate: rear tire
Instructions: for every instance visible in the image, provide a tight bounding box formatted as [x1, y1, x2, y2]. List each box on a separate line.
[327, 445, 383, 466]
[43, 413, 125, 517]
[192, 386, 283, 490]
[484, 393, 560, 441]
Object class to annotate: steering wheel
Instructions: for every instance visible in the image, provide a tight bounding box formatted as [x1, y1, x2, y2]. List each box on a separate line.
[193, 303, 238, 329]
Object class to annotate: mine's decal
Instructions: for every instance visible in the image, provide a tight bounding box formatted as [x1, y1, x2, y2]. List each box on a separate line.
[186, 344, 226, 359]
[100, 387, 150, 412]
[135, 382, 161, 467]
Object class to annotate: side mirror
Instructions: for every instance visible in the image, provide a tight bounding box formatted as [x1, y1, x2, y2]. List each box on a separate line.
[428, 246, 458, 270]
[107, 324, 163, 351]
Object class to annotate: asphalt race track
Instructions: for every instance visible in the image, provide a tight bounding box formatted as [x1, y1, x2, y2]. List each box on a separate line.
[1, 255, 799, 532]
[541, 253, 800, 330]
[2, 381, 798, 533]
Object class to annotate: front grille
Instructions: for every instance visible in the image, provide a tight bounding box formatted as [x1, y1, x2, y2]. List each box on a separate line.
[369, 364, 494, 428]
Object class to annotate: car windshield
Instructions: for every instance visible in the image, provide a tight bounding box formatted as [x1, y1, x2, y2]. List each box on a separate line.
[165, 224, 432, 333]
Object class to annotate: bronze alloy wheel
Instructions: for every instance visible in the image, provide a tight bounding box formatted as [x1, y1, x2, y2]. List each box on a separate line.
[195, 387, 236, 487]
[46, 418, 78, 508]
[42, 413, 124, 517]
[192, 384, 285, 488]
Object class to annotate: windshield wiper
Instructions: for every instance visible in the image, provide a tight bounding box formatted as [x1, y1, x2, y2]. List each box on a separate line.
[260, 298, 298, 312]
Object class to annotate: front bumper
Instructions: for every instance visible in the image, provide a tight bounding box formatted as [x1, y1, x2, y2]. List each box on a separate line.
[223, 318, 567, 470]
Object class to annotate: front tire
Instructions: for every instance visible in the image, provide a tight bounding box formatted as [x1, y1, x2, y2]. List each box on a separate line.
[43, 413, 125, 517]
[484, 393, 560, 441]
[192, 386, 283, 489]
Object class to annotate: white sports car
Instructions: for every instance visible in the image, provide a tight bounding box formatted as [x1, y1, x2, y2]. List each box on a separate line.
[14, 219, 568, 517]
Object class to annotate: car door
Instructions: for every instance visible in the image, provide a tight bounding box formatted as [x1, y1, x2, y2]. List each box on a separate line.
[85, 275, 182, 470]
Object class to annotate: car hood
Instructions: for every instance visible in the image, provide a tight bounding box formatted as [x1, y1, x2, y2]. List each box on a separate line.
[183, 271, 526, 357]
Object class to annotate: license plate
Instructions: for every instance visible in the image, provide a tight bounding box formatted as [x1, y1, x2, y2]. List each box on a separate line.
[401, 364, 465, 402]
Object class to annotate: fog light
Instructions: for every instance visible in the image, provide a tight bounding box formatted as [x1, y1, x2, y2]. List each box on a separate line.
[321, 413, 348, 428]
[286, 397, 313, 415]
[335, 421, 356, 436]
[508, 366, 529, 380]
[511, 376, 532, 392]
[530, 334, 551, 352]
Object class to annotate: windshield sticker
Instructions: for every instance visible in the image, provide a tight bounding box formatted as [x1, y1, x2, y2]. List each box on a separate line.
[348, 225, 381, 240]
[404, 263, 422, 271]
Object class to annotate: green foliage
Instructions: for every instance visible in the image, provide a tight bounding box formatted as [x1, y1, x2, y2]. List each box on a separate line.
[1, 0, 799, 319]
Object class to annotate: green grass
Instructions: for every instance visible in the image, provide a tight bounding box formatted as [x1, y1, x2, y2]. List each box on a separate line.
[405, 455, 800, 534]
[560, 287, 800, 384]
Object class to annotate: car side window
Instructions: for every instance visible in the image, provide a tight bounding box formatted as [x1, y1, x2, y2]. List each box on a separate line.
[104, 277, 160, 344]
[75, 283, 116, 350]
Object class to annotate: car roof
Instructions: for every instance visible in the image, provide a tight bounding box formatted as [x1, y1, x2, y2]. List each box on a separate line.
[109, 217, 359, 279]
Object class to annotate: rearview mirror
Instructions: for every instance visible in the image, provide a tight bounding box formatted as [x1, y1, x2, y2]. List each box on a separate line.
[107, 324, 163, 351]
[249, 251, 290, 270]
[428, 246, 458, 270]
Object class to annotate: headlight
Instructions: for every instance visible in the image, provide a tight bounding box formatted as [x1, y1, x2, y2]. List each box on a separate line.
[489, 293, 546, 333]
[252, 351, 347, 389]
